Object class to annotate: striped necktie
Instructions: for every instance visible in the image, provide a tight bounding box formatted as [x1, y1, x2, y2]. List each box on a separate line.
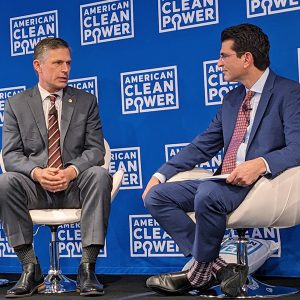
[47, 94, 63, 169]
[221, 90, 255, 174]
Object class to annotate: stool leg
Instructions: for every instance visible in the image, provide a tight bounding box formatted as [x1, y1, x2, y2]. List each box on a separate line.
[235, 229, 299, 298]
[236, 229, 248, 266]
[43, 225, 77, 293]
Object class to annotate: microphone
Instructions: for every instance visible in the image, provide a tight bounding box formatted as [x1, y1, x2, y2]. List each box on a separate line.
[49, 109, 58, 118]
[242, 102, 252, 113]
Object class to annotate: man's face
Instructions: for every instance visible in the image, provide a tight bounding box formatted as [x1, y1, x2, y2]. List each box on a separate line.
[33, 47, 71, 93]
[217, 40, 245, 83]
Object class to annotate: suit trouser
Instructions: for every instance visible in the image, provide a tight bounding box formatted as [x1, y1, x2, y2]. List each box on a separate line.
[0, 166, 112, 248]
[144, 179, 252, 262]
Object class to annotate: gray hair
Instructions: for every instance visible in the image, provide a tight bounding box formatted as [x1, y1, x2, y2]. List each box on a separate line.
[33, 37, 70, 61]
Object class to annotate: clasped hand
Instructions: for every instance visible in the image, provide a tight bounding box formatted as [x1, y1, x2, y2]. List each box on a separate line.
[34, 167, 76, 192]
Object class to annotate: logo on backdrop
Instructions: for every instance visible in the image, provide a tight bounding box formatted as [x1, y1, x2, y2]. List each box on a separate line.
[203, 60, 239, 106]
[165, 143, 223, 173]
[129, 215, 183, 257]
[68, 76, 98, 100]
[10, 10, 58, 56]
[158, 0, 219, 33]
[225, 227, 282, 257]
[58, 224, 106, 258]
[0, 224, 16, 257]
[0, 86, 26, 127]
[246, 0, 300, 18]
[80, 0, 134, 45]
[109, 147, 143, 189]
[121, 66, 179, 114]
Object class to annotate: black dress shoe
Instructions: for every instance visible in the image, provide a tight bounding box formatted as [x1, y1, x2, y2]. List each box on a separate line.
[76, 262, 104, 296]
[216, 263, 248, 297]
[146, 270, 192, 295]
[6, 262, 45, 298]
[146, 270, 216, 296]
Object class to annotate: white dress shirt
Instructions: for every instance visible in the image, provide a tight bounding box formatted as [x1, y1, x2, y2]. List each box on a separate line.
[236, 68, 269, 167]
[38, 84, 63, 129]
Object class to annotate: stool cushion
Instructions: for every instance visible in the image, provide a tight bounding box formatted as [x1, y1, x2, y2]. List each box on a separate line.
[170, 166, 300, 229]
[29, 209, 81, 225]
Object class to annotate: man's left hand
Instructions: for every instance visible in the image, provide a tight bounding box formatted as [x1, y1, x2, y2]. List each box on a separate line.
[226, 158, 267, 186]
[54, 167, 77, 192]
[34, 166, 77, 192]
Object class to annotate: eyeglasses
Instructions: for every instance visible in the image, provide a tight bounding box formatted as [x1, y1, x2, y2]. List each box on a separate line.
[218, 53, 237, 61]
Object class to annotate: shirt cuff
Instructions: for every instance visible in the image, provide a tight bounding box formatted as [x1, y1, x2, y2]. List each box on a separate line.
[153, 172, 166, 183]
[31, 167, 40, 181]
[259, 157, 271, 175]
[68, 165, 79, 177]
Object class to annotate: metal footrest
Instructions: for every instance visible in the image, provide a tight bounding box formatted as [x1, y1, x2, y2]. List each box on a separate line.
[0, 279, 10, 286]
[43, 271, 77, 293]
[190, 276, 299, 298]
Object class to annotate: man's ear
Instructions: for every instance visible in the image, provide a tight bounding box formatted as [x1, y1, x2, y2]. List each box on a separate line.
[33, 59, 41, 73]
[243, 52, 253, 67]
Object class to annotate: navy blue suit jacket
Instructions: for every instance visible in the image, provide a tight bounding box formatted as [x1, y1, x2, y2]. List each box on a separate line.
[158, 70, 300, 180]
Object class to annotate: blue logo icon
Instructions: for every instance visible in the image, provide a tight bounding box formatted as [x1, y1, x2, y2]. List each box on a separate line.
[10, 11, 58, 56]
[121, 66, 179, 114]
[158, 0, 219, 33]
[80, 0, 134, 45]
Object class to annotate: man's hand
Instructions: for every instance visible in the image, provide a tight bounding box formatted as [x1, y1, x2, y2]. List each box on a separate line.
[226, 158, 267, 186]
[33, 166, 77, 192]
[142, 176, 161, 201]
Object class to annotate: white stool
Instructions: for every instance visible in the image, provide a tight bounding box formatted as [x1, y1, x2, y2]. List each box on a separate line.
[168, 167, 300, 298]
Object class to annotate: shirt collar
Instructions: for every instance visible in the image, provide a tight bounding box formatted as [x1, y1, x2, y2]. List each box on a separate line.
[246, 67, 269, 94]
[38, 83, 63, 102]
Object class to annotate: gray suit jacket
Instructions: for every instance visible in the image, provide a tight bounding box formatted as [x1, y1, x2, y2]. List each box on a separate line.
[2, 85, 105, 177]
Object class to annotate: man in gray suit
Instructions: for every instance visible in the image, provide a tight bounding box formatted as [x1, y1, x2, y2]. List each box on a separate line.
[0, 38, 112, 297]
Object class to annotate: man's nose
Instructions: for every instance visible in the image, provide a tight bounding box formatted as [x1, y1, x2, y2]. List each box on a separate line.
[61, 63, 70, 72]
[217, 58, 223, 68]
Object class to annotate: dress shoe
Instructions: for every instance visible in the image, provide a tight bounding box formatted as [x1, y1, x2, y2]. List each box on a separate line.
[216, 263, 248, 297]
[146, 270, 216, 296]
[6, 262, 45, 298]
[76, 262, 104, 296]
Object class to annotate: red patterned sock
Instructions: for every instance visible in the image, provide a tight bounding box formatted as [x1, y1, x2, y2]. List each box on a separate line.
[187, 259, 212, 287]
[211, 257, 228, 278]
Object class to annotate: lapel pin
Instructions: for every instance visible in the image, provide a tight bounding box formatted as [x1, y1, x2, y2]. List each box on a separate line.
[68, 99, 73, 103]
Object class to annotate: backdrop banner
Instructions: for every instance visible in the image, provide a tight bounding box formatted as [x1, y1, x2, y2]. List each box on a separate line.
[0, 0, 300, 277]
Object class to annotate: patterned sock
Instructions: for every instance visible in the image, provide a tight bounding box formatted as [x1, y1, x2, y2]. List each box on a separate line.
[211, 257, 228, 278]
[187, 259, 212, 287]
[14, 244, 37, 265]
[81, 245, 101, 264]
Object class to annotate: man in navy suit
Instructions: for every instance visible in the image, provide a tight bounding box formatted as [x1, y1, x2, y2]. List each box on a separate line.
[143, 24, 300, 297]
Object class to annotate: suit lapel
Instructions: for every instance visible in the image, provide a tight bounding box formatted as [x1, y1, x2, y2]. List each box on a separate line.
[60, 87, 76, 147]
[246, 71, 275, 151]
[27, 86, 48, 145]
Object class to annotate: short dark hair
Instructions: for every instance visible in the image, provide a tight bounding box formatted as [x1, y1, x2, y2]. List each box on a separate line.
[221, 23, 270, 70]
[33, 37, 70, 61]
